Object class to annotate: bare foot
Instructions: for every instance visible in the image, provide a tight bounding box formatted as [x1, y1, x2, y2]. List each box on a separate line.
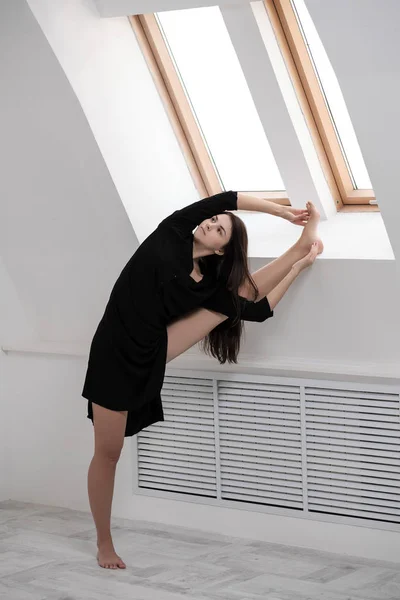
[97, 545, 126, 569]
[299, 202, 323, 254]
[306, 200, 320, 220]
[314, 238, 324, 254]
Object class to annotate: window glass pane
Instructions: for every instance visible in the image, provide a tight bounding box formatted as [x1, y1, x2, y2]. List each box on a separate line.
[156, 7, 285, 191]
[291, 0, 372, 190]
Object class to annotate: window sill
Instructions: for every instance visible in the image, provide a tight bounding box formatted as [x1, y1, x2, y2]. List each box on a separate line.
[237, 210, 394, 260]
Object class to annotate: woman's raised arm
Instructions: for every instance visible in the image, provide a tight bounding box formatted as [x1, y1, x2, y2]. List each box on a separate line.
[237, 193, 310, 226]
[158, 191, 238, 235]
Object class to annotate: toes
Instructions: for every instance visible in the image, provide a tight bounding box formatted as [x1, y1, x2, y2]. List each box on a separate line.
[103, 562, 122, 569]
[97, 552, 126, 569]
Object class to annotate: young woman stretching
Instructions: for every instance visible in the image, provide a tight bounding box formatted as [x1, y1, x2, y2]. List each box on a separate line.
[82, 191, 323, 569]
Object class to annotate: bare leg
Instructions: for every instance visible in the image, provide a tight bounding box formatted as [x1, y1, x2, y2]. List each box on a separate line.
[88, 311, 227, 571]
[166, 309, 228, 363]
[88, 403, 128, 569]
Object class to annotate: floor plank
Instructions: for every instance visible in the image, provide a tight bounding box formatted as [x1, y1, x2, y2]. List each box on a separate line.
[0, 500, 399, 600]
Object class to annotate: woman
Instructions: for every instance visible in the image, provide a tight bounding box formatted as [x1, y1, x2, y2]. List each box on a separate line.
[83, 190, 323, 569]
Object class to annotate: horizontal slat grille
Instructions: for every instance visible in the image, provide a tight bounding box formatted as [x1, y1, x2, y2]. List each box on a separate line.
[218, 380, 303, 510]
[138, 376, 216, 497]
[136, 374, 400, 526]
[306, 386, 400, 523]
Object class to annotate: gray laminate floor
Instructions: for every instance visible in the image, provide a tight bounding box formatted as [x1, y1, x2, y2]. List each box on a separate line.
[0, 500, 399, 599]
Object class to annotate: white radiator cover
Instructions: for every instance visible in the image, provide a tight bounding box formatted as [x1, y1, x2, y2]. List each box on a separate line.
[135, 371, 400, 529]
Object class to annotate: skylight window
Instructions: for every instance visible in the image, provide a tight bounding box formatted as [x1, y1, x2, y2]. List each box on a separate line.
[156, 7, 285, 193]
[131, 0, 377, 210]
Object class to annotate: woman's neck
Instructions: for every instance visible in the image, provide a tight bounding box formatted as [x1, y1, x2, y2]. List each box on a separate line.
[192, 239, 214, 260]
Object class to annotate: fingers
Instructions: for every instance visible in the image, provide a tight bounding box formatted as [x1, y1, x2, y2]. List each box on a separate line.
[290, 210, 310, 226]
[291, 209, 309, 218]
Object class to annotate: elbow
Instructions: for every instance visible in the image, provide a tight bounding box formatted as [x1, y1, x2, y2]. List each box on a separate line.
[259, 311, 273, 322]
[261, 296, 274, 321]
[252, 303, 274, 322]
[266, 294, 276, 312]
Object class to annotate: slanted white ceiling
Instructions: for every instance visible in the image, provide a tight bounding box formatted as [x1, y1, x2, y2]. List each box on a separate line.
[0, 0, 140, 342]
[94, 0, 250, 18]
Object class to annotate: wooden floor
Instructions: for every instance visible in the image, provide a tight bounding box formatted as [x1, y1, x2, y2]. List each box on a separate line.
[1, 500, 399, 599]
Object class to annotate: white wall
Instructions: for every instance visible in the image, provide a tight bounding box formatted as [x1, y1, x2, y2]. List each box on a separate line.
[1, 0, 400, 560]
[0, 257, 38, 502]
[0, 1, 139, 347]
[0, 351, 11, 502]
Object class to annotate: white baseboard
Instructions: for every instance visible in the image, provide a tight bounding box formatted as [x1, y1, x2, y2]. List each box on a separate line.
[2, 341, 399, 383]
[126, 492, 400, 564]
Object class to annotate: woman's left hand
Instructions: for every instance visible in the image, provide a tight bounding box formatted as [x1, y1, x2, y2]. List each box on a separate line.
[280, 206, 310, 226]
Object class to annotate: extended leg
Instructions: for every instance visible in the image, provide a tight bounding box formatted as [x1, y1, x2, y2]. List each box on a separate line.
[166, 309, 228, 363]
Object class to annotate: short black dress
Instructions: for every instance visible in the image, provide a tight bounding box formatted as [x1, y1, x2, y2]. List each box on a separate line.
[82, 191, 274, 437]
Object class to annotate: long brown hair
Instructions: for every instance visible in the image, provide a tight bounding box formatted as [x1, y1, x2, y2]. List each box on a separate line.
[199, 212, 259, 364]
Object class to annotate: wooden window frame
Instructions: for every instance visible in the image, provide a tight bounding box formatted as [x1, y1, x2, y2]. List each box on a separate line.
[130, 7, 377, 212]
[268, 0, 377, 211]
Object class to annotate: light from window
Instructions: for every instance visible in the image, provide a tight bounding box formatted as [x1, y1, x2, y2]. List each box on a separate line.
[156, 7, 285, 192]
[291, 0, 372, 189]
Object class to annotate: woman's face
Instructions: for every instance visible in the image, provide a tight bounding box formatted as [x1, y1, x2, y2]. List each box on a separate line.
[194, 214, 233, 254]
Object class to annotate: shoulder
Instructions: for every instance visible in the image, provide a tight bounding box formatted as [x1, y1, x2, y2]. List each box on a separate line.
[156, 221, 192, 242]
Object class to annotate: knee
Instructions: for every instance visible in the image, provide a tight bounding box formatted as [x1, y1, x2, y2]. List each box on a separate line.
[91, 404, 127, 462]
[94, 444, 123, 463]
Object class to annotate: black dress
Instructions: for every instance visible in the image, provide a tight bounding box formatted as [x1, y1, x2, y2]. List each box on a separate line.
[82, 191, 274, 437]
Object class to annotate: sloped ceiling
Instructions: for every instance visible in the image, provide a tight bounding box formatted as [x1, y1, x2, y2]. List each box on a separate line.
[0, 0, 139, 343]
